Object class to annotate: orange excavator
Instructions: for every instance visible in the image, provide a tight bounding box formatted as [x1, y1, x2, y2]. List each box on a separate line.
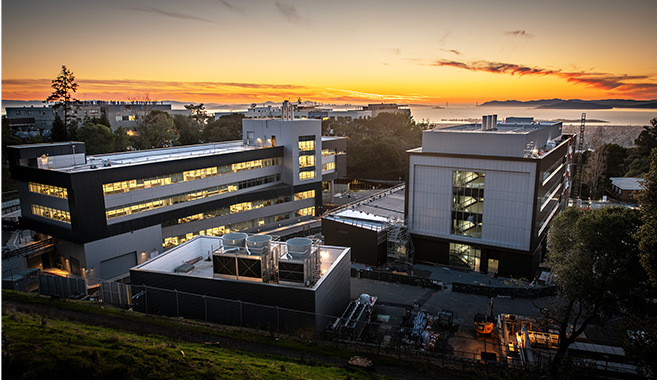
[474, 298, 495, 336]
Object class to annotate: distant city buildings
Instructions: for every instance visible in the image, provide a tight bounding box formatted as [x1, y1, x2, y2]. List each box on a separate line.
[4, 101, 191, 135]
[243, 103, 409, 121]
[4, 101, 411, 138]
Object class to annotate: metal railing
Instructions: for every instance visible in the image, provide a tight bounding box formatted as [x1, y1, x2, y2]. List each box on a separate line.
[2, 238, 55, 260]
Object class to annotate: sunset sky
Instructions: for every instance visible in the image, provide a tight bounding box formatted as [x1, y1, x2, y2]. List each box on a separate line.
[2, 0, 657, 105]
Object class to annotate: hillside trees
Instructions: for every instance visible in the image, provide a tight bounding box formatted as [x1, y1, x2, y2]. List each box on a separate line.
[113, 127, 131, 152]
[340, 112, 422, 181]
[202, 113, 244, 142]
[174, 114, 201, 145]
[582, 143, 607, 198]
[132, 111, 178, 149]
[636, 147, 657, 286]
[77, 122, 115, 155]
[545, 206, 649, 375]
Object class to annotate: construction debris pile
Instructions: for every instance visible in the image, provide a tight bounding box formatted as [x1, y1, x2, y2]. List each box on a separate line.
[399, 306, 453, 351]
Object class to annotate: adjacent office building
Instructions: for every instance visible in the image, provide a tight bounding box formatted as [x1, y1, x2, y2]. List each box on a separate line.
[7, 102, 346, 280]
[406, 116, 574, 278]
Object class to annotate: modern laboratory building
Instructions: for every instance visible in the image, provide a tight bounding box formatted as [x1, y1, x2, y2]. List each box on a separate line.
[406, 116, 574, 278]
[6, 103, 346, 280]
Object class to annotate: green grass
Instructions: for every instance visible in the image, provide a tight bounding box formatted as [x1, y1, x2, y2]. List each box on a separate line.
[1, 291, 552, 380]
[0, 291, 397, 379]
[2, 300, 381, 379]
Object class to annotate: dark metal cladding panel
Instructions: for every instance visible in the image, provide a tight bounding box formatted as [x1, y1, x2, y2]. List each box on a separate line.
[314, 248, 351, 336]
[130, 270, 316, 312]
[335, 153, 347, 178]
[322, 218, 385, 266]
[321, 138, 346, 152]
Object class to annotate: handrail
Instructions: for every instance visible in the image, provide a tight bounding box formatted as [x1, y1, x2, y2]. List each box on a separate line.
[2, 238, 54, 260]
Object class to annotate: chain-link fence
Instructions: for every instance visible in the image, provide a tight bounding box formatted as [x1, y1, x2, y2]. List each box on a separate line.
[2, 268, 635, 377]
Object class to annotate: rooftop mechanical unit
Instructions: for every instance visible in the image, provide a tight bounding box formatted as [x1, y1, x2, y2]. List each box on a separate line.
[212, 233, 276, 283]
[278, 237, 319, 287]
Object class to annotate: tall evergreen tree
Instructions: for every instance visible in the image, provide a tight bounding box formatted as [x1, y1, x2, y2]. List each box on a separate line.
[45, 65, 79, 134]
[50, 113, 68, 142]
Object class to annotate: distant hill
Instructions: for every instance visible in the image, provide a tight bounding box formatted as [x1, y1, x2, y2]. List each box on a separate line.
[479, 99, 563, 107]
[536, 100, 612, 109]
[480, 99, 657, 109]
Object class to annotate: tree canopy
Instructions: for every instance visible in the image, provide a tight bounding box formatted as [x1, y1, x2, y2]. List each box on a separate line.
[132, 112, 178, 149]
[636, 147, 657, 286]
[77, 122, 115, 155]
[326, 112, 422, 181]
[545, 205, 648, 374]
[202, 113, 244, 143]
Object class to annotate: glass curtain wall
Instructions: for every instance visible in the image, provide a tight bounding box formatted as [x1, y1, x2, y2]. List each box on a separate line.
[451, 171, 485, 238]
[449, 243, 481, 271]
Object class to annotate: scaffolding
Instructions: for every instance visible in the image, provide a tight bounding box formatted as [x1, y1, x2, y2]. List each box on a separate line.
[386, 219, 414, 268]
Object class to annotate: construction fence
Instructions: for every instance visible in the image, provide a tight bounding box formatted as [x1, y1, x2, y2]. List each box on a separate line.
[351, 268, 445, 289]
[452, 282, 557, 299]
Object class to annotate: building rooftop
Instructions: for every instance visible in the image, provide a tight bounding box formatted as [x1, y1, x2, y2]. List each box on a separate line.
[610, 177, 644, 191]
[133, 235, 349, 289]
[323, 185, 406, 231]
[420, 116, 566, 158]
[64, 141, 257, 173]
[431, 119, 561, 134]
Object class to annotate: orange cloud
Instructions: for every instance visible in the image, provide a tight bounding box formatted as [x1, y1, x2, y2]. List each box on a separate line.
[427, 59, 657, 98]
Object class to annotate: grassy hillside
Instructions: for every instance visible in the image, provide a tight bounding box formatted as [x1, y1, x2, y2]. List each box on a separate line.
[2, 291, 557, 380]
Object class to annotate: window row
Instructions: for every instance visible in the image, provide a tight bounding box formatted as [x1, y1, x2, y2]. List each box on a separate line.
[29, 182, 68, 199]
[162, 190, 314, 228]
[106, 174, 281, 220]
[162, 207, 315, 249]
[294, 190, 315, 201]
[32, 204, 71, 224]
[321, 148, 337, 157]
[299, 155, 315, 168]
[322, 162, 335, 172]
[299, 171, 316, 181]
[102, 158, 281, 195]
[298, 136, 315, 152]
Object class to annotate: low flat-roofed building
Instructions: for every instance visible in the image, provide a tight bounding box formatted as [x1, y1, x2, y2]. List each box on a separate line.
[129, 235, 351, 337]
[607, 177, 644, 203]
[322, 185, 405, 266]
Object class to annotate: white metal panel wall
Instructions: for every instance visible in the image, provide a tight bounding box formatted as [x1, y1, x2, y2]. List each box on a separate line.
[408, 155, 536, 251]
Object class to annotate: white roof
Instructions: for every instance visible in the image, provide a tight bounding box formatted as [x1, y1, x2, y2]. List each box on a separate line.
[610, 177, 644, 191]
